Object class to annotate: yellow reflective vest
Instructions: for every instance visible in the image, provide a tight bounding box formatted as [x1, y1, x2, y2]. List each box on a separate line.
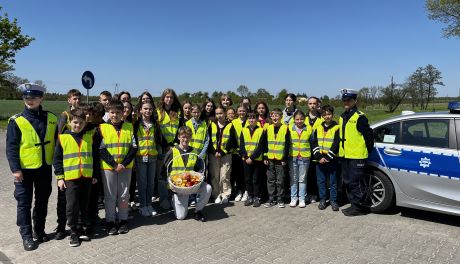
[157, 109, 180, 144]
[170, 147, 197, 175]
[242, 126, 264, 161]
[100, 122, 134, 170]
[266, 124, 288, 160]
[339, 111, 368, 159]
[11, 113, 57, 169]
[186, 119, 207, 156]
[317, 124, 339, 154]
[210, 121, 233, 155]
[58, 130, 94, 181]
[289, 124, 312, 158]
[232, 117, 249, 153]
[136, 123, 158, 157]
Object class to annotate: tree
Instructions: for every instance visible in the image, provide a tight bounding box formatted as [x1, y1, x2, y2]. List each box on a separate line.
[236, 85, 249, 97]
[423, 64, 444, 110]
[275, 89, 288, 104]
[0, 6, 35, 81]
[254, 88, 273, 103]
[426, 0, 460, 38]
[380, 77, 408, 113]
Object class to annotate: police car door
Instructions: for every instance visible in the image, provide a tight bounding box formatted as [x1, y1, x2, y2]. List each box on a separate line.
[376, 118, 460, 208]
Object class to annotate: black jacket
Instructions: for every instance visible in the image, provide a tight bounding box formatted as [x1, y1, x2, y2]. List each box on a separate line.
[311, 121, 340, 162]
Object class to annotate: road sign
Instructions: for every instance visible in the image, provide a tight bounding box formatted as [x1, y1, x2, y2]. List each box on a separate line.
[81, 71, 95, 89]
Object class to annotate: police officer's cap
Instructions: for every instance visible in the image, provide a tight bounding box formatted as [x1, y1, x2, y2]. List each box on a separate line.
[19, 83, 46, 99]
[340, 89, 358, 100]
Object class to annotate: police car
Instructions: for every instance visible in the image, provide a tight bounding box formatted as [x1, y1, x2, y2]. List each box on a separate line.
[366, 102, 460, 216]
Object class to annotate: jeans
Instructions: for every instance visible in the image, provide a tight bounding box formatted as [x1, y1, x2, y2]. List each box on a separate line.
[136, 157, 157, 208]
[289, 157, 310, 201]
[316, 161, 338, 202]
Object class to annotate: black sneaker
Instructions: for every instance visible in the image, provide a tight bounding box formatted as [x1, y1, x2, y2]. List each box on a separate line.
[194, 210, 207, 222]
[69, 233, 80, 247]
[253, 198, 261, 207]
[342, 207, 366, 217]
[23, 238, 37, 251]
[318, 199, 327, 210]
[263, 200, 276, 208]
[78, 228, 91, 241]
[118, 220, 129, 234]
[244, 198, 253, 206]
[55, 226, 66, 240]
[106, 222, 118, 235]
[33, 231, 50, 243]
[330, 201, 339, 211]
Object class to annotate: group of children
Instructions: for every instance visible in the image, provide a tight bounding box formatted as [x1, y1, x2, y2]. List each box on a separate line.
[8, 84, 366, 251]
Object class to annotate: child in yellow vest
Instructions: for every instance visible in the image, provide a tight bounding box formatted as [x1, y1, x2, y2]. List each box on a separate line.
[239, 111, 267, 207]
[311, 105, 340, 211]
[186, 104, 209, 159]
[99, 99, 138, 235]
[263, 108, 290, 208]
[54, 109, 98, 247]
[232, 105, 249, 202]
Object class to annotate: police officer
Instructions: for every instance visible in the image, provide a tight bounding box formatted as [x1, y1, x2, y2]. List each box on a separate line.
[6, 83, 57, 251]
[338, 89, 374, 216]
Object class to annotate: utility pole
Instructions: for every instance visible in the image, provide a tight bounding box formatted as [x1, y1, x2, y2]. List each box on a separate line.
[113, 83, 119, 95]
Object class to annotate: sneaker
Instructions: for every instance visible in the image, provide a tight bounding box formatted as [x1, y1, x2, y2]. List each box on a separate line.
[298, 200, 306, 208]
[278, 202, 285, 208]
[221, 196, 229, 204]
[147, 205, 157, 216]
[33, 231, 50, 243]
[289, 199, 298, 207]
[264, 200, 276, 208]
[253, 198, 261, 207]
[234, 192, 243, 202]
[241, 191, 249, 202]
[130, 201, 138, 211]
[244, 197, 253, 206]
[106, 222, 118, 235]
[309, 195, 318, 203]
[78, 228, 90, 241]
[118, 220, 129, 234]
[194, 210, 207, 222]
[214, 195, 222, 204]
[160, 199, 171, 210]
[69, 233, 80, 247]
[318, 199, 327, 210]
[55, 225, 66, 240]
[330, 201, 339, 211]
[190, 200, 196, 207]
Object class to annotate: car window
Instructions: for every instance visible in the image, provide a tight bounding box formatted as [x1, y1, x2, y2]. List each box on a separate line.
[402, 119, 449, 148]
[374, 122, 400, 144]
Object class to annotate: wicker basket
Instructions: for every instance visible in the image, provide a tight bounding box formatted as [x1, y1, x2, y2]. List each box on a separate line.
[167, 153, 205, 195]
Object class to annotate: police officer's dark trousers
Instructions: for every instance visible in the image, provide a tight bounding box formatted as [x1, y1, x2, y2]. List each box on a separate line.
[341, 158, 366, 208]
[14, 165, 52, 239]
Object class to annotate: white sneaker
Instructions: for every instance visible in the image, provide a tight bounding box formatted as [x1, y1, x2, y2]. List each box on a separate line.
[214, 195, 222, 204]
[221, 196, 229, 204]
[147, 205, 157, 216]
[289, 199, 298, 207]
[234, 192, 243, 202]
[160, 199, 171, 210]
[298, 200, 306, 208]
[241, 191, 249, 202]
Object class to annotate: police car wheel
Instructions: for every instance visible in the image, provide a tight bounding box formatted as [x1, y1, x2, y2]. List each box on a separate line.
[367, 170, 395, 213]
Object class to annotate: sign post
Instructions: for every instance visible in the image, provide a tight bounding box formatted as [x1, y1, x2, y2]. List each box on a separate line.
[81, 71, 95, 104]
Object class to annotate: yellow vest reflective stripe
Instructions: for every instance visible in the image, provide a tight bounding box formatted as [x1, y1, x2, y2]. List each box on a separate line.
[59, 131, 94, 180]
[317, 125, 339, 154]
[186, 119, 207, 155]
[157, 109, 179, 144]
[266, 124, 288, 160]
[100, 122, 134, 169]
[170, 148, 197, 175]
[339, 111, 368, 159]
[305, 116, 323, 132]
[12, 113, 57, 169]
[210, 122, 233, 155]
[242, 127, 264, 161]
[136, 125, 158, 156]
[289, 124, 312, 158]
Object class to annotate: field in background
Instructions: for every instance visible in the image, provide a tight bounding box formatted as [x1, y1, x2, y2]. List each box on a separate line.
[0, 100, 450, 129]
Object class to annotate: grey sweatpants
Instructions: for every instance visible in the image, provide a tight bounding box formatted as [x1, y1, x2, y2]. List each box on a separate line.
[102, 169, 132, 222]
[172, 183, 212, 220]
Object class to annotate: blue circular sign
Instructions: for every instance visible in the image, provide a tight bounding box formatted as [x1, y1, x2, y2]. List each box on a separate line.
[81, 71, 95, 89]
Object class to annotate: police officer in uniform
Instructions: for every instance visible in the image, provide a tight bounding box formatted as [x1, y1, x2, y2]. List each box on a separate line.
[338, 89, 374, 216]
[6, 83, 57, 251]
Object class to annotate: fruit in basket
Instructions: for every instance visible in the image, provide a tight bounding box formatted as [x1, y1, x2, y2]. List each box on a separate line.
[170, 172, 201, 187]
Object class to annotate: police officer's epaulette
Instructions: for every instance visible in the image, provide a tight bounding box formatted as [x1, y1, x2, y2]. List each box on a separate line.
[8, 113, 22, 123]
[357, 111, 365, 116]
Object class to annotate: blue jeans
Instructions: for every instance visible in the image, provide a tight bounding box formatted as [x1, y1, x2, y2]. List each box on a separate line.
[136, 157, 157, 208]
[289, 158, 310, 200]
[316, 161, 338, 202]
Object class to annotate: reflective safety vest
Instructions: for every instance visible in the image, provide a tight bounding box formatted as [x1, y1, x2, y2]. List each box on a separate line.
[339, 111, 368, 159]
[210, 122, 233, 155]
[137, 124, 158, 157]
[266, 124, 288, 160]
[317, 124, 339, 154]
[288, 112, 322, 132]
[242, 127, 264, 161]
[186, 119, 207, 156]
[170, 147, 197, 175]
[232, 118, 248, 149]
[257, 118, 269, 131]
[11, 113, 57, 169]
[157, 109, 179, 144]
[289, 124, 312, 158]
[99, 122, 134, 169]
[61, 110, 71, 133]
[59, 130, 94, 180]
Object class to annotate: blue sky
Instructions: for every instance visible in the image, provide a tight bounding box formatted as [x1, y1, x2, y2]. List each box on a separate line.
[2, 0, 459, 98]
